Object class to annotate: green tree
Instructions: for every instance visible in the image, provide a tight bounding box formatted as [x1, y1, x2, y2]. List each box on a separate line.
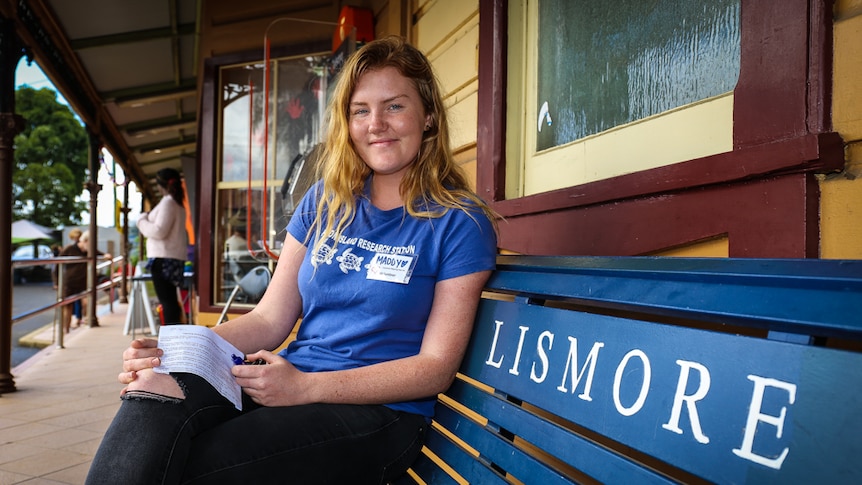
[13, 86, 88, 227]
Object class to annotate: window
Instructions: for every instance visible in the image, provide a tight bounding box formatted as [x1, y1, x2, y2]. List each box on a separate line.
[535, 1, 740, 149]
[509, 0, 740, 196]
[213, 53, 329, 305]
[477, 0, 838, 257]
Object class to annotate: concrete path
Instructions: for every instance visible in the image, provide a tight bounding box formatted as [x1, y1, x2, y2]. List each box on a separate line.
[0, 303, 150, 485]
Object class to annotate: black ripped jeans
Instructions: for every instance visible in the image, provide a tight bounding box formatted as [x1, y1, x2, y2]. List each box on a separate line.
[86, 374, 427, 484]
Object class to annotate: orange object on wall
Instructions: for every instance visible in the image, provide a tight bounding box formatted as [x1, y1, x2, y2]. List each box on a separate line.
[333, 5, 374, 52]
[181, 178, 195, 246]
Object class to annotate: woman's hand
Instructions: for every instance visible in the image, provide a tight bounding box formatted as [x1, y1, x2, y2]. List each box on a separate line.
[232, 350, 310, 407]
[118, 338, 163, 385]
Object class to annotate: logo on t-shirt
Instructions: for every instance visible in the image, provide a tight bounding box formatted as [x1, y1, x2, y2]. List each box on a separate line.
[336, 248, 364, 274]
[311, 235, 417, 284]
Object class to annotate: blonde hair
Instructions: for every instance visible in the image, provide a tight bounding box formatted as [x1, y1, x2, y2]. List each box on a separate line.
[310, 36, 495, 256]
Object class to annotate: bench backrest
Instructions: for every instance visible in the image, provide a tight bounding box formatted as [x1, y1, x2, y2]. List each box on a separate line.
[403, 256, 862, 484]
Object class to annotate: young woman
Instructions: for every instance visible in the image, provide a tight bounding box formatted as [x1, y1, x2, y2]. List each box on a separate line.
[136, 167, 188, 324]
[87, 36, 497, 484]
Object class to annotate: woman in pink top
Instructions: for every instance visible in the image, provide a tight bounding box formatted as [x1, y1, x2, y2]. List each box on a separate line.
[137, 167, 188, 324]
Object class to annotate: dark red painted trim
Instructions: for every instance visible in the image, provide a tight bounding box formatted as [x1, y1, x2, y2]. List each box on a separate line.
[477, 0, 840, 257]
[197, 58, 218, 314]
[734, 0, 809, 146]
[807, 0, 834, 134]
[492, 132, 843, 218]
[497, 174, 817, 258]
[477, 0, 506, 203]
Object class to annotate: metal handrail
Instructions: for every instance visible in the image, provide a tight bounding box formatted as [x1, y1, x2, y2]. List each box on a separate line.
[11, 256, 126, 348]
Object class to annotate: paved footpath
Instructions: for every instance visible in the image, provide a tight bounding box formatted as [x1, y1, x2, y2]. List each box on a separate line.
[0, 303, 151, 485]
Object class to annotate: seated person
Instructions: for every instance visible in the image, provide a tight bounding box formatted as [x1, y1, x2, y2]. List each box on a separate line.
[224, 226, 259, 282]
[224, 226, 249, 261]
[86, 37, 497, 484]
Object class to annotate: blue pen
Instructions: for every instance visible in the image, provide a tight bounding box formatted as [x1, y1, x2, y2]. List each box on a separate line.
[231, 354, 266, 365]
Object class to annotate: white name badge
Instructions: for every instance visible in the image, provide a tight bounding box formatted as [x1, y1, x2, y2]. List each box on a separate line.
[366, 253, 416, 284]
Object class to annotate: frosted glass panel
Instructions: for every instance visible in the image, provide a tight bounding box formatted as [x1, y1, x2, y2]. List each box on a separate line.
[536, 0, 740, 151]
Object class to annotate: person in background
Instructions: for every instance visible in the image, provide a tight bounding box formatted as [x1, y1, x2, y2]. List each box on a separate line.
[136, 167, 189, 325]
[53, 229, 110, 332]
[63, 229, 82, 325]
[87, 36, 497, 484]
[224, 225, 252, 282]
[224, 225, 248, 260]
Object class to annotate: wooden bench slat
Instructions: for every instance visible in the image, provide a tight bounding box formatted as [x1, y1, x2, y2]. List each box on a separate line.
[393, 449, 460, 485]
[444, 379, 675, 484]
[433, 401, 578, 484]
[489, 256, 862, 338]
[419, 425, 509, 484]
[495, 255, 862, 280]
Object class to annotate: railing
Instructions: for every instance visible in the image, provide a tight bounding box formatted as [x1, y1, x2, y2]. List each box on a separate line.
[11, 255, 126, 349]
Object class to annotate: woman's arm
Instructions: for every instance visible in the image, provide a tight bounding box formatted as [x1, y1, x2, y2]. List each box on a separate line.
[136, 199, 182, 240]
[235, 269, 491, 407]
[118, 234, 306, 384]
[136, 204, 163, 239]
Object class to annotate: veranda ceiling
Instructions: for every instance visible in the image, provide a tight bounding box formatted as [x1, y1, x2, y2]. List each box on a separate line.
[0, 0, 337, 203]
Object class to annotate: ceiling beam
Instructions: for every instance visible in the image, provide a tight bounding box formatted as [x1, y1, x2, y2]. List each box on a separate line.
[122, 113, 197, 137]
[134, 136, 197, 155]
[69, 23, 196, 50]
[138, 152, 189, 169]
[103, 79, 196, 105]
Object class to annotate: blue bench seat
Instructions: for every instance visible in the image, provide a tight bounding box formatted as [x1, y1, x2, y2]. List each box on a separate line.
[398, 255, 862, 484]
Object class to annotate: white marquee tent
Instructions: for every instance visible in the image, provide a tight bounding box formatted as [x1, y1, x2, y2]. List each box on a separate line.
[11, 220, 54, 244]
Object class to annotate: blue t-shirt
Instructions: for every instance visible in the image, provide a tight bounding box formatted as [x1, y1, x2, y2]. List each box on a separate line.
[282, 180, 497, 417]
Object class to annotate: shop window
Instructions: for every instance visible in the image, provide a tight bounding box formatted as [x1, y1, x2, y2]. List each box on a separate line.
[214, 53, 329, 306]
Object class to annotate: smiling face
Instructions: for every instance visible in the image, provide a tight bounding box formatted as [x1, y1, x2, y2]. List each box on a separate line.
[348, 66, 431, 184]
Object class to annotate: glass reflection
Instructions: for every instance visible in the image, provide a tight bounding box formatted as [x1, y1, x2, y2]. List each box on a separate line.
[215, 54, 329, 305]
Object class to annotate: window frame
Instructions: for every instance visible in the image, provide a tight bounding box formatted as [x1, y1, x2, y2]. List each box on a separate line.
[476, 0, 842, 257]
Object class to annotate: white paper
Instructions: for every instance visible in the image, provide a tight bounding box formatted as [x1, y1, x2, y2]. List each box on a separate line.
[154, 325, 244, 410]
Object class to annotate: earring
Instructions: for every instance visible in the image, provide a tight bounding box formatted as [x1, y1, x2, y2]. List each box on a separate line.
[424, 124, 430, 131]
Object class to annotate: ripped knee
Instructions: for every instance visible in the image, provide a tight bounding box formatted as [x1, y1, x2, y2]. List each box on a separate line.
[124, 368, 186, 400]
[122, 389, 184, 404]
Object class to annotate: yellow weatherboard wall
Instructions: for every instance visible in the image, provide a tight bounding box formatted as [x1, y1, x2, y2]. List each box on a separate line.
[415, 2, 480, 154]
[823, 1, 862, 259]
[650, 237, 730, 258]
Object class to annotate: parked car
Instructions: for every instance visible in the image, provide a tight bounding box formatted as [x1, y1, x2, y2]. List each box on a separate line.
[12, 244, 55, 283]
